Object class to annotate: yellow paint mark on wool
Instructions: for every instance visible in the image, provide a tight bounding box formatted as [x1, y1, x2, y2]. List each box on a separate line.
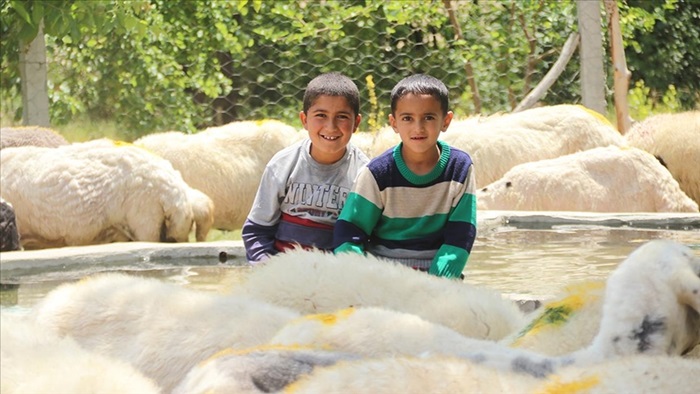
[304, 307, 356, 326]
[535, 374, 600, 394]
[577, 104, 614, 127]
[112, 139, 133, 147]
[112, 139, 162, 157]
[512, 281, 604, 344]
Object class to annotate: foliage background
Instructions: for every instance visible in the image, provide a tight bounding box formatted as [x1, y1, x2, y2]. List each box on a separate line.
[1, 0, 698, 141]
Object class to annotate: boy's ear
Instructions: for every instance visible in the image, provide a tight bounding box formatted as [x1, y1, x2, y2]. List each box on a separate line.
[441, 111, 454, 132]
[353, 114, 362, 133]
[299, 111, 307, 128]
[389, 114, 399, 133]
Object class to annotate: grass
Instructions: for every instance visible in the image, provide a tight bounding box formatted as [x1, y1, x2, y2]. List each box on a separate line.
[188, 229, 242, 243]
[52, 117, 140, 143]
[1, 109, 149, 143]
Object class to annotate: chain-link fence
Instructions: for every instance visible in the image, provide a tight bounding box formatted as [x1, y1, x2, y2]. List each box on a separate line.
[3, 1, 604, 137]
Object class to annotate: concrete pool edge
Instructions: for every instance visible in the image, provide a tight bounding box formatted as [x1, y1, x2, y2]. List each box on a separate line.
[478, 210, 700, 229]
[0, 241, 247, 274]
[2, 211, 699, 275]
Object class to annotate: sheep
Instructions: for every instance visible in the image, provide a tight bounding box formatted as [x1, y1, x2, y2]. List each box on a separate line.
[268, 306, 524, 362]
[172, 345, 359, 394]
[267, 240, 700, 375]
[350, 126, 402, 158]
[534, 355, 700, 394]
[285, 354, 539, 393]
[503, 281, 607, 355]
[232, 247, 527, 341]
[0, 126, 69, 149]
[687, 344, 700, 359]
[0, 139, 214, 249]
[347, 131, 376, 158]
[508, 277, 700, 357]
[284, 354, 700, 393]
[31, 272, 301, 393]
[26, 238, 693, 393]
[134, 119, 301, 231]
[624, 111, 700, 207]
[183, 274, 697, 394]
[477, 146, 699, 212]
[0, 312, 161, 394]
[0, 197, 21, 251]
[440, 104, 626, 188]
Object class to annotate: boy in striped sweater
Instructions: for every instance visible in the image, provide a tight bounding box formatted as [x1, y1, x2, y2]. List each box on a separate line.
[333, 74, 477, 279]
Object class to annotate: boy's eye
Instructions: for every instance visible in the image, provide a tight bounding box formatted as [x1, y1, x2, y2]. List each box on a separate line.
[425, 115, 436, 121]
[401, 116, 412, 121]
[315, 113, 327, 118]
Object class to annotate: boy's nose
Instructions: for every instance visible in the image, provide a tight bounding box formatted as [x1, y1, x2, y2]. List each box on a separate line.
[329, 119, 339, 130]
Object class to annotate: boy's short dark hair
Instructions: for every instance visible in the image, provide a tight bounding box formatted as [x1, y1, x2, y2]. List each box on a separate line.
[390, 74, 449, 116]
[303, 72, 361, 116]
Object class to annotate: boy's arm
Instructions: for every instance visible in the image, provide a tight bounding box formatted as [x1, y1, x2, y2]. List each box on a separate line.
[429, 167, 478, 278]
[333, 169, 383, 254]
[241, 219, 278, 262]
[242, 165, 284, 263]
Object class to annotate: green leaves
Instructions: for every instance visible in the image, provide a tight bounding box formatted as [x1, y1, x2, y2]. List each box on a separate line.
[2, 0, 696, 136]
[11, 0, 32, 25]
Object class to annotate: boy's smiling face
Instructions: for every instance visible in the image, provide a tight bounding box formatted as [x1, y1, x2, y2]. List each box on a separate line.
[300, 95, 361, 165]
[389, 93, 453, 159]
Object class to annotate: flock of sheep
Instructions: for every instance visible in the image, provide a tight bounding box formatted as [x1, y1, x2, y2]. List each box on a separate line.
[0, 106, 699, 392]
[0, 105, 698, 251]
[1, 239, 699, 392]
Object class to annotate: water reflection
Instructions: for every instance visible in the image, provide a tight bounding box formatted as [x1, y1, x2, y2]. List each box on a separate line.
[467, 225, 700, 299]
[1, 225, 698, 309]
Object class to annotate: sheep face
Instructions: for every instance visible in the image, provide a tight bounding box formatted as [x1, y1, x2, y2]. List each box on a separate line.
[0, 198, 21, 251]
[592, 240, 700, 359]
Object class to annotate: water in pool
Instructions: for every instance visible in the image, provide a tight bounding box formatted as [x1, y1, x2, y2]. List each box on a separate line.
[1, 222, 699, 311]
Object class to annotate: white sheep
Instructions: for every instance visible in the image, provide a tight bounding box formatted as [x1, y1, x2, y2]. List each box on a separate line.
[440, 104, 626, 188]
[0, 126, 69, 149]
[502, 281, 607, 356]
[350, 125, 402, 158]
[687, 344, 700, 359]
[624, 111, 700, 207]
[0, 312, 161, 394]
[285, 354, 538, 393]
[31, 272, 301, 393]
[232, 248, 527, 341]
[172, 345, 359, 394]
[0, 139, 214, 249]
[347, 131, 376, 158]
[284, 354, 700, 393]
[0, 197, 20, 251]
[268, 306, 520, 362]
[507, 276, 700, 357]
[182, 283, 698, 394]
[268, 240, 700, 375]
[134, 119, 301, 231]
[477, 146, 699, 212]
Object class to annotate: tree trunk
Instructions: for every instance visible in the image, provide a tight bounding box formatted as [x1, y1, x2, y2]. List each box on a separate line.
[19, 19, 50, 127]
[605, 0, 631, 134]
[577, 0, 607, 115]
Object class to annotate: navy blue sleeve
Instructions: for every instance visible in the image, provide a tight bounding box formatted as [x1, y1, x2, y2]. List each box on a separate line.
[241, 219, 279, 262]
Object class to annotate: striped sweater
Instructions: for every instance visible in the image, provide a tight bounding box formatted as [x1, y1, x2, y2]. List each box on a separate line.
[333, 140, 477, 278]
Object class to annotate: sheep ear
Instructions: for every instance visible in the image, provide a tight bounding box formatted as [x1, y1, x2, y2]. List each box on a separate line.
[678, 258, 700, 313]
